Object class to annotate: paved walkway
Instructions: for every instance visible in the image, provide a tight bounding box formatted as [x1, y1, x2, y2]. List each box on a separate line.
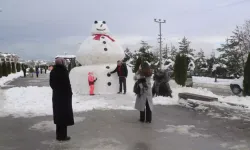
[0, 73, 250, 149]
[0, 105, 250, 150]
[7, 73, 49, 87]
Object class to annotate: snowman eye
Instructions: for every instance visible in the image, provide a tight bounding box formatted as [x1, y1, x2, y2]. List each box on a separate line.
[94, 21, 98, 24]
[102, 21, 106, 24]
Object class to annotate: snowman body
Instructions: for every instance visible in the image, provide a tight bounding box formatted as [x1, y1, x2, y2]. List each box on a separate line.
[70, 21, 134, 95]
[76, 35, 124, 65]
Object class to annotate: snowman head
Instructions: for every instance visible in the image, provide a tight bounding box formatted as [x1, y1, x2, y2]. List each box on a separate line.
[91, 20, 110, 35]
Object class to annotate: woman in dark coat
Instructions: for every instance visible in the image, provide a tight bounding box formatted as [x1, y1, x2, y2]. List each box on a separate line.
[49, 58, 74, 141]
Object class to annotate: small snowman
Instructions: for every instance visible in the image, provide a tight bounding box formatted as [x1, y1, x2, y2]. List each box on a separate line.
[70, 21, 133, 95]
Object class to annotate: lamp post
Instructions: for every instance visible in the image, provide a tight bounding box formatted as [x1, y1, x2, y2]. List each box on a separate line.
[154, 19, 166, 69]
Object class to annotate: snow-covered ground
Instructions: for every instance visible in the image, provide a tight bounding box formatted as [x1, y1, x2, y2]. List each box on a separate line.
[192, 76, 233, 86]
[0, 71, 23, 87]
[1, 82, 250, 118]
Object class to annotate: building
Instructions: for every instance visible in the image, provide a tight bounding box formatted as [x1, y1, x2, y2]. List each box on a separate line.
[0, 52, 19, 63]
[55, 54, 77, 71]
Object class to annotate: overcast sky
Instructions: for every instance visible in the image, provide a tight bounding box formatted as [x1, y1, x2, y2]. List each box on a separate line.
[0, 0, 250, 60]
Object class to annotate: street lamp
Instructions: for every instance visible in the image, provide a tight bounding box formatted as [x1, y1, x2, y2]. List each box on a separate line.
[154, 18, 166, 69]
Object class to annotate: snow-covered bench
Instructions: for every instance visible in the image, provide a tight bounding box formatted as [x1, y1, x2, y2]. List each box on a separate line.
[178, 93, 218, 108]
[178, 93, 218, 102]
[179, 92, 248, 109]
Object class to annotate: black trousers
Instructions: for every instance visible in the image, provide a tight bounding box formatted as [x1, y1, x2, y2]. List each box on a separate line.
[119, 77, 126, 93]
[56, 125, 67, 139]
[140, 100, 152, 122]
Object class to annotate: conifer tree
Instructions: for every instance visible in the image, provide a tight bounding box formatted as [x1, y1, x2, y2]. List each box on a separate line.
[130, 41, 158, 72]
[0, 63, 2, 78]
[179, 37, 194, 55]
[243, 53, 250, 96]
[16, 63, 21, 72]
[11, 62, 16, 73]
[6, 62, 11, 75]
[174, 54, 187, 86]
[2, 61, 8, 77]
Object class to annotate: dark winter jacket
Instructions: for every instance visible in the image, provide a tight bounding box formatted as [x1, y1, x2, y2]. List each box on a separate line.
[22, 65, 26, 72]
[35, 67, 39, 74]
[110, 63, 128, 77]
[49, 64, 74, 126]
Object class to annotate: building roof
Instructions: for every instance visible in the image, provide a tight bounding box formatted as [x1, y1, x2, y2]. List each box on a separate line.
[55, 55, 76, 59]
[0, 52, 19, 58]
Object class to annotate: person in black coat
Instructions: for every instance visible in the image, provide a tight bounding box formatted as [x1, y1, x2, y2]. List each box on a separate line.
[22, 64, 26, 77]
[45, 66, 47, 74]
[35, 67, 39, 78]
[109, 60, 128, 94]
[49, 58, 74, 141]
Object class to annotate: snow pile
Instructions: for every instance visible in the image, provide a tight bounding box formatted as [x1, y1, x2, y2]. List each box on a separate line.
[1, 84, 250, 118]
[219, 96, 250, 108]
[156, 125, 211, 138]
[0, 71, 23, 86]
[192, 76, 233, 86]
[0, 86, 135, 117]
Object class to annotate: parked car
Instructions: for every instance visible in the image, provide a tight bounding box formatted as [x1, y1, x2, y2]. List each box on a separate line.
[230, 76, 243, 95]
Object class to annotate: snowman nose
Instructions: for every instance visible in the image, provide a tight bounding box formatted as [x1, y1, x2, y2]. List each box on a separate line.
[100, 24, 103, 27]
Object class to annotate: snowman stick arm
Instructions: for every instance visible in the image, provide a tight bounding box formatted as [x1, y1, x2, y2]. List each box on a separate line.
[110, 66, 117, 74]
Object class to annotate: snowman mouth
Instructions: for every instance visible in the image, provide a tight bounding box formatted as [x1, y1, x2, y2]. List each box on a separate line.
[97, 28, 106, 31]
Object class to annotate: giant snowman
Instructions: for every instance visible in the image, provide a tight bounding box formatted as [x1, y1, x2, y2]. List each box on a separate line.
[69, 21, 134, 95]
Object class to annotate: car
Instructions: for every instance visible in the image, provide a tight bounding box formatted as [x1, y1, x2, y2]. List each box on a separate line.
[230, 76, 243, 95]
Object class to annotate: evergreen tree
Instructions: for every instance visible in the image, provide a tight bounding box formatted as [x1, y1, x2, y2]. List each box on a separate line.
[0, 63, 2, 78]
[216, 20, 250, 77]
[206, 52, 216, 77]
[16, 63, 21, 72]
[130, 41, 159, 72]
[217, 38, 242, 76]
[163, 45, 178, 71]
[174, 54, 187, 86]
[162, 44, 170, 60]
[11, 62, 16, 73]
[6, 62, 11, 75]
[179, 37, 194, 55]
[123, 48, 133, 62]
[169, 45, 178, 61]
[194, 49, 207, 75]
[243, 53, 250, 96]
[2, 61, 8, 77]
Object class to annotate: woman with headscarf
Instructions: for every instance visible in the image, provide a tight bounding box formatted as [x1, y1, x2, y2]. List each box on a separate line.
[134, 62, 153, 123]
[49, 57, 74, 141]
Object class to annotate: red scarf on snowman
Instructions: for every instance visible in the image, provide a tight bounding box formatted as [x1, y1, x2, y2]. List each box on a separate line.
[93, 34, 115, 42]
